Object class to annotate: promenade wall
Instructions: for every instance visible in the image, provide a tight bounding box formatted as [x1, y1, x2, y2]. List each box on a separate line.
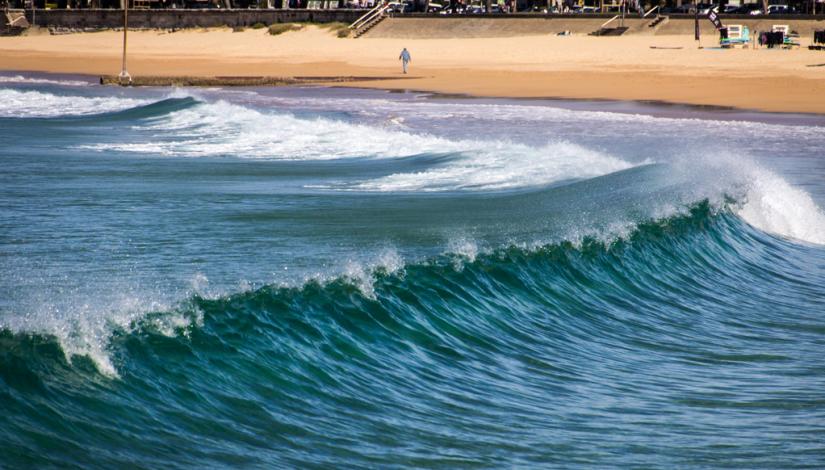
[11, 9, 825, 34]
[369, 15, 825, 37]
[21, 8, 363, 28]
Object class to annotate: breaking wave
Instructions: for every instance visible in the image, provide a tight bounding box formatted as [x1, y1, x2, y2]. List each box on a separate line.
[3, 85, 825, 468]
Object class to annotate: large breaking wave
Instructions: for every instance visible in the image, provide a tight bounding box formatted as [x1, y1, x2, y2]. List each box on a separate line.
[2, 85, 825, 468]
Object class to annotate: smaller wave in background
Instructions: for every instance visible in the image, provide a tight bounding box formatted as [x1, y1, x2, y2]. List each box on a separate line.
[76, 99, 636, 190]
[0, 74, 93, 87]
[0, 89, 150, 118]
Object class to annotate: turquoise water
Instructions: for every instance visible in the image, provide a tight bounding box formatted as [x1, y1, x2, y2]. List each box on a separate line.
[2, 74, 825, 468]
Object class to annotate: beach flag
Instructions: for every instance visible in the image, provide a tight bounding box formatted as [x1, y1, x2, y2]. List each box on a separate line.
[707, 7, 723, 31]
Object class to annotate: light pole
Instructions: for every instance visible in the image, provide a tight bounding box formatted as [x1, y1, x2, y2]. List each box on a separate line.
[119, 0, 132, 85]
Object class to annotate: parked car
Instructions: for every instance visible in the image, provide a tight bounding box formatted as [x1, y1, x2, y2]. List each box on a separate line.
[722, 4, 739, 13]
[426, 1, 443, 12]
[438, 3, 460, 13]
[766, 4, 795, 13]
[660, 3, 696, 14]
[696, 3, 714, 14]
[570, 5, 597, 13]
[387, 0, 413, 12]
[732, 3, 762, 14]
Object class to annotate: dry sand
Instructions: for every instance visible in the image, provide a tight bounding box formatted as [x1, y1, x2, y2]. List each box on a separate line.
[2, 25, 824, 113]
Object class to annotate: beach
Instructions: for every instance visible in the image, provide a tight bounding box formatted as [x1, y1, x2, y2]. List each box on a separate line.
[2, 24, 825, 113]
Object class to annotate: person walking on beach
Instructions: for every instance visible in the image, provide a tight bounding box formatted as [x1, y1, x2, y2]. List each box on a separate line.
[399, 48, 411, 74]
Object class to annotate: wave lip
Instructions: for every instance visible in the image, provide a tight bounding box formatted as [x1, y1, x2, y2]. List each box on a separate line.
[737, 168, 825, 245]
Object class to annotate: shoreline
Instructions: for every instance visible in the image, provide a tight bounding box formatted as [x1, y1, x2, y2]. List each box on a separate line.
[2, 27, 825, 114]
[6, 68, 825, 123]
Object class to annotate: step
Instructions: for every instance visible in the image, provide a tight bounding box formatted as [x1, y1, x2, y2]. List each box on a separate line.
[354, 14, 384, 38]
[590, 26, 629, 37]
[648, 15, 668, 30]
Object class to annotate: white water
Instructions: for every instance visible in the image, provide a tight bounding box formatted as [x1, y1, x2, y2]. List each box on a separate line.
[0, 75, 92, 87]
[738, 169, 825, 245]
[81, 99, 636, 190]
[0, 89, 148, 118]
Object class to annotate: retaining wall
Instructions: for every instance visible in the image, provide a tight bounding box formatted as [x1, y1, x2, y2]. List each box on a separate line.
[13, 9, 825, 33]
[22, 8, 363, 28]
[367, 15, 825, 37]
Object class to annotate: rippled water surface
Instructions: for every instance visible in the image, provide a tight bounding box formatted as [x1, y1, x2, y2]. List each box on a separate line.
[2, 73, 825, 468]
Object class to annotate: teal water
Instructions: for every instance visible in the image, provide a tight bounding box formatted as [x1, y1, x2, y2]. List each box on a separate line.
[2, 74, 825, 468]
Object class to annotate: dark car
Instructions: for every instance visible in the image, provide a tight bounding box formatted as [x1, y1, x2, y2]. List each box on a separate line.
[734, 3, 763, 14]
[661, 3, 695, 14]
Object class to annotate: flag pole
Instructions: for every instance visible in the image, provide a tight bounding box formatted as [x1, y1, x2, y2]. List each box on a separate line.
[118, 0, 132, 85]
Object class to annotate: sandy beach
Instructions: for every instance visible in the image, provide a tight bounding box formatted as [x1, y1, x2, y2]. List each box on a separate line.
[2, 24, 825, 113]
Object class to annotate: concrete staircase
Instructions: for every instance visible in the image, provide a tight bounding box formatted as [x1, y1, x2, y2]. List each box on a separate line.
[648, 15, 669, 31]
[354, 14, 385, 38]
[590, 26, 629, 36]
[349, 2, 389, 38]
[3, 10, 30, 35]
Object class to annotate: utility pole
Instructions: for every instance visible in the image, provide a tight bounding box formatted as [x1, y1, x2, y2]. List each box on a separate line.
[119, 0, 131, 85]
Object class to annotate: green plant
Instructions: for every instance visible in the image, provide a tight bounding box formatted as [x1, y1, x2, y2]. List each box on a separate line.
[251, 22, 267, 29]
[268, 23, 303, 36]
[315, 22, 350, 38]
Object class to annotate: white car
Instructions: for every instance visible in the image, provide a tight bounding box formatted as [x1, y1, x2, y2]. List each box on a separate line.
[766, 4, 789, 13]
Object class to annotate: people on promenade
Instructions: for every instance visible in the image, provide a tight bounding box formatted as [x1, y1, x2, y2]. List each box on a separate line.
[399, 47, 411, 74]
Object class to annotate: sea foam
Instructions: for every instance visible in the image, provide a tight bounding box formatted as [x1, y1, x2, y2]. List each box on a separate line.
[82, 99, 636, 190]
[0, 89, 149, 118]
[738, 169, 825, 245]
[0, 74, 92, 87]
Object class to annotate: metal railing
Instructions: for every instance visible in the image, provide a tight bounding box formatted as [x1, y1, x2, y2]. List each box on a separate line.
[349, 1, 387, 30]
[642, 5, 659, 17]
[600, 14, 620, 28]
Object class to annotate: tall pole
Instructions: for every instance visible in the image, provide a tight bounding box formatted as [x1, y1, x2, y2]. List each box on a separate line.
[694, 2, 700, 46]
[119, 0, 131, 85]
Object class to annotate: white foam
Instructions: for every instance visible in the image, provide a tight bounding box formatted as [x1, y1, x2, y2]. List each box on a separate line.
[0, 89, 148, 118]
[738, 169, 825, 245]
[84, 100, 459, 159]
[0, 74, 92, 87]
[254, 95, 825, 140]
[82, 99, 635, 191]
[350, 141, 633, 192]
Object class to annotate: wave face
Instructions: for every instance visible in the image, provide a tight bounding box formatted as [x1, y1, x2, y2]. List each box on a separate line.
[2, 82, 825, 468]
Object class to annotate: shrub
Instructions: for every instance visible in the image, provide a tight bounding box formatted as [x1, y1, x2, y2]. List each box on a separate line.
[315, 22, 350, 38]
[268, 23, 303, 35]
[251, 22, 267, 29]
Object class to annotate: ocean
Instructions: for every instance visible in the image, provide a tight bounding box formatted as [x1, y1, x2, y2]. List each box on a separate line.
[2, 73, 825, 468]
